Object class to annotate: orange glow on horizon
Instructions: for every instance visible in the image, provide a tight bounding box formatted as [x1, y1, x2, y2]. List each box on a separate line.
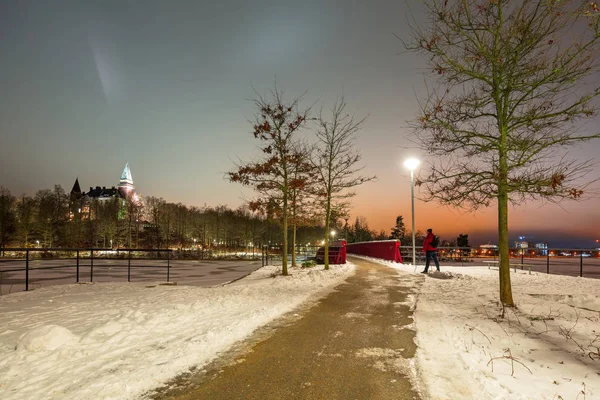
[349, 188, 600, 244]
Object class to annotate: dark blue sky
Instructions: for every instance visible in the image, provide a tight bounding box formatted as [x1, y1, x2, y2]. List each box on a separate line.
[1, 0, 599, 247]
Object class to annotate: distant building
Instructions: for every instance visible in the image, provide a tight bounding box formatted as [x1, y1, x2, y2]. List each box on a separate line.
[534, 242, 548, 256]
[514, 240, 530, 255]
[513, 240, 548, 256]
[69, 163, 140, 220]
[479, 243, 498, 255]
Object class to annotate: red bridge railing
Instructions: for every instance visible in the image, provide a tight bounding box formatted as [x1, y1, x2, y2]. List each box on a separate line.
[316, 240, 347, 264]
[346, 240, 403, 263]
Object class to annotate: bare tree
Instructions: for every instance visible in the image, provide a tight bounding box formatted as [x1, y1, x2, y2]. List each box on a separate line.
[34, 185, 68, 247]
[16, 194, 37, 247]
[287, 142, 318, 267]
[407, 0, 600, 306]
[229, 86, 311, 276]
[144, 196, 166, 249]
[97, 198, 119, 248]
[0, 187, 16, 250]
[313, 99, 375, 269]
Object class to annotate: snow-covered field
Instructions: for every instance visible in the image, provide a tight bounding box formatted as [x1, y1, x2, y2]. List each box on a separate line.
[369, 258, 600, 400]
[0, 263, 355, 400]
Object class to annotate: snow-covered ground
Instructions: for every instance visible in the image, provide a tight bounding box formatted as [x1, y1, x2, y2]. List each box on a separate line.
[2, 256, 599, 400]
[0, 263, 355, 400]
[369, 258, 600, 400]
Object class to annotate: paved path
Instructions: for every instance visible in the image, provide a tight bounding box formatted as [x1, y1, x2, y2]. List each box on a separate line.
[157, 257, 424, 400]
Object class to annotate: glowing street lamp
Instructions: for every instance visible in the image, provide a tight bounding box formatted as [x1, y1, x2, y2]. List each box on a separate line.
[330, 230, 336, 242]
[404, 158, 420, 268]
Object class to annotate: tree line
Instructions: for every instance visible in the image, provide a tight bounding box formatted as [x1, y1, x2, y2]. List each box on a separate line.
[0, 185, 318, 250]
[1, 184, 470, 253]
[0, 185, 420, 251]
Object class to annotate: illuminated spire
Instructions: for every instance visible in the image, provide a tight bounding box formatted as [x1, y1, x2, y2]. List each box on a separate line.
[119, 163, 134, 187]
[119, 163, 135, 197]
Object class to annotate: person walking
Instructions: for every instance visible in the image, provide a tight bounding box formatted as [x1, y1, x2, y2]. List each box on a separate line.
[421, 228, 440, 273]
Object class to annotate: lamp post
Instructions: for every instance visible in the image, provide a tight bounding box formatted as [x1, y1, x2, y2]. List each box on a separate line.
[404, 158, 420, 268]
[344, 218, 349, 241]
[330, 230, 336, 242]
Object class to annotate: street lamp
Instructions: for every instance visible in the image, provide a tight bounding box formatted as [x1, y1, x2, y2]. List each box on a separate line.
[330, 230, 336, 242]
[344, 218, 349, 241]
[404, 158, 420, 268]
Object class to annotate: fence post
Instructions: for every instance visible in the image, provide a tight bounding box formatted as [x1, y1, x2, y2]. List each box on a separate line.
[167, 250, 170, 282]
[25, 250, 29, 291]
[76, 250, 80, 282]
[580, 252, 583, 277]
[128, 250, 131, 282]
[521, 252, 524, 267]
[90, 249, 94, 282]
[546, 253, 549, 274]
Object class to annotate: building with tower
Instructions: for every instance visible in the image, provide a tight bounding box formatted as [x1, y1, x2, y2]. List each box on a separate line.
[69, 163, 140, 220]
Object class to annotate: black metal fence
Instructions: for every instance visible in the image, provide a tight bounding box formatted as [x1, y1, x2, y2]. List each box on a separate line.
[256, 244, 600, 279]
[399, 245, 600, 278]
[259, 245, 321, 267]
[0, 248, 173, 295]
[2, 245, 598, 294]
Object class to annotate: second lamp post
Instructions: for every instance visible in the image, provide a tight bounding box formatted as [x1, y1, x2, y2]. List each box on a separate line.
[404, 158, 420, 267]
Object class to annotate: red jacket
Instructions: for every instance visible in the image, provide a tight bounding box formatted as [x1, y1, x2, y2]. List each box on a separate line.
[423, 232, 437, 252]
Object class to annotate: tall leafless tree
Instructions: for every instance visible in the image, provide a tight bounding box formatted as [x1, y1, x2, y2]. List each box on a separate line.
[229, 86, 311, 276]
[407, 0, 600, 306]
[313, 99, 375, 269]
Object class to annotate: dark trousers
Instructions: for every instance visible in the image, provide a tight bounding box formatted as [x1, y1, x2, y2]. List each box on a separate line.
[424, 250, 440, 272]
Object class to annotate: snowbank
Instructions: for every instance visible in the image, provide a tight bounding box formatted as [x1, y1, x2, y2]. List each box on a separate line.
[367, 257, 600, 400]
[0, 263, 355, 400]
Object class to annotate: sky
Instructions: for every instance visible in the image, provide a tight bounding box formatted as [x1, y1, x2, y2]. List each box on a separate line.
[1, 0, 599, 247]
[1, 258, 599, 399]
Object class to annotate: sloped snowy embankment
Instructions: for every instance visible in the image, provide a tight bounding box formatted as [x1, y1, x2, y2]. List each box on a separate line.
[371, 258, 600, 400]
[0, 263, 355, 400]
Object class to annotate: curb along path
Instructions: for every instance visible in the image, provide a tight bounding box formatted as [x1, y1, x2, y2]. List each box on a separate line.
[160, 257, 424, 400]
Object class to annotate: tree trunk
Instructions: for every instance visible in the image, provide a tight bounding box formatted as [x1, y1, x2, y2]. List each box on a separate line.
[282, 197, 288, 276]
[498, 173, 514, 307]
[292, 223, 297, 268]
[324, 200, 331, 270]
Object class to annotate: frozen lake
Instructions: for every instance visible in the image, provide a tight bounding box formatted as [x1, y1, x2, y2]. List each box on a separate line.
[0, 259, 262, 296]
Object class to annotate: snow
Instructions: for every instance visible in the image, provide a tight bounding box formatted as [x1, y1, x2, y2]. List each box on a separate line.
[366, 257, 600, 400]
[2, 255, 599, 400]
[0, 263, 355, 400]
